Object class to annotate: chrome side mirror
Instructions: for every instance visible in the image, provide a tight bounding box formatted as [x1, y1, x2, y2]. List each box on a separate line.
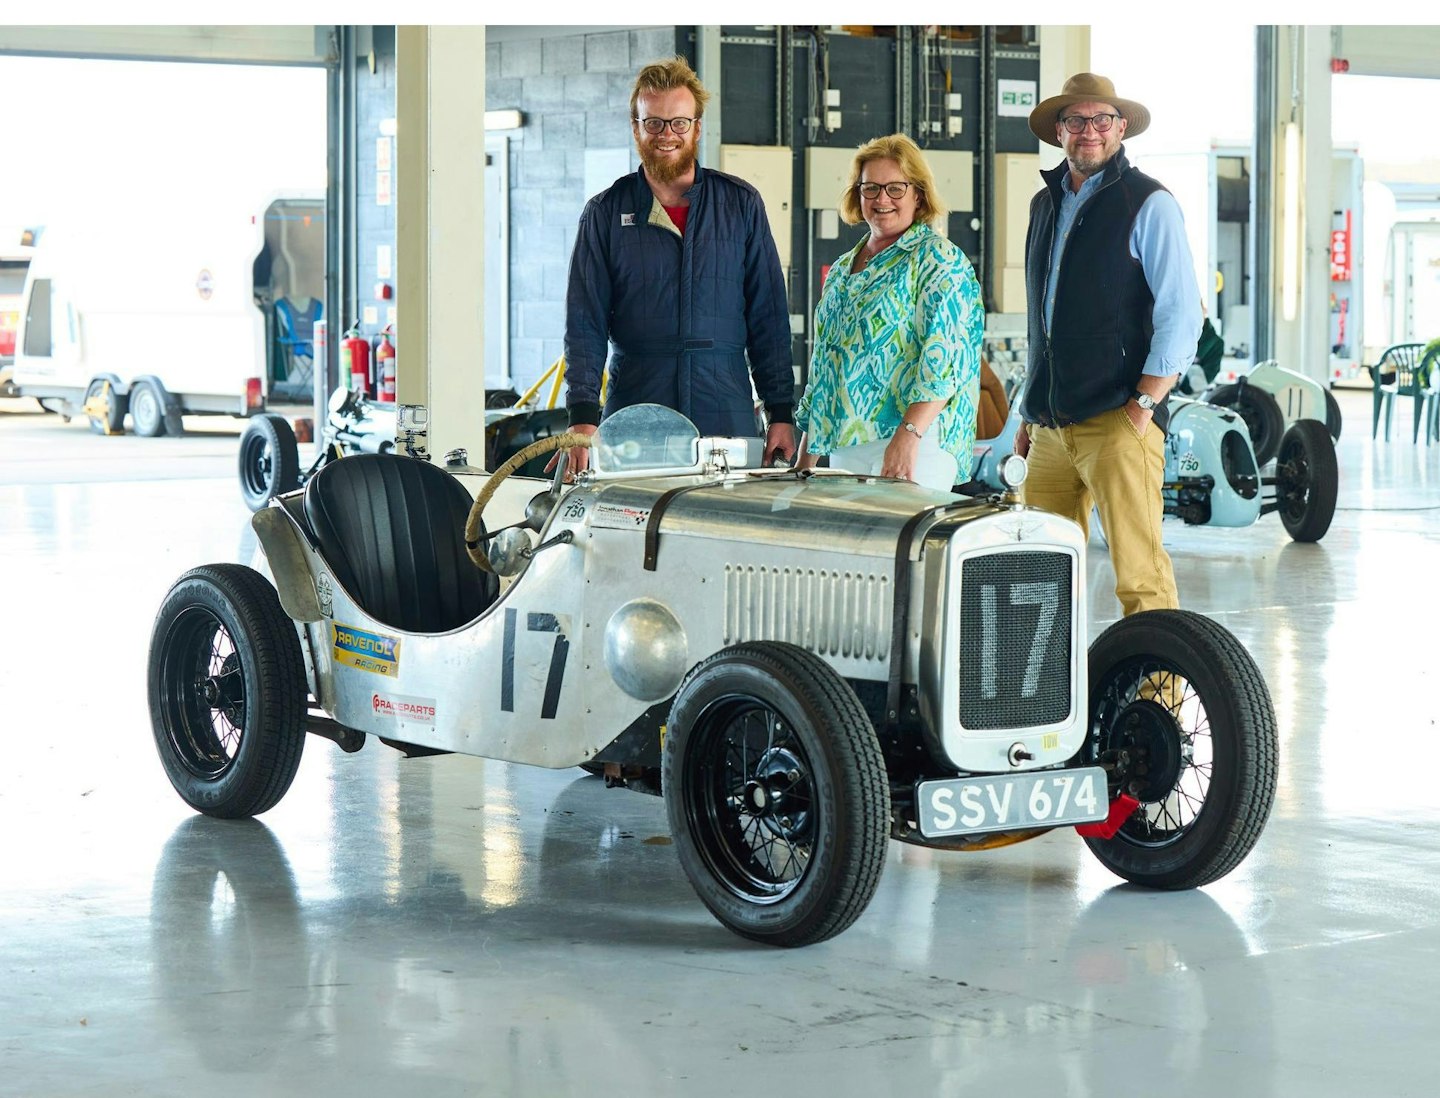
[487, 527, 534, 577]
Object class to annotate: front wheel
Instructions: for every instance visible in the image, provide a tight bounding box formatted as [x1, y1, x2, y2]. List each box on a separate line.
[663, 642, 889, 947]
[237, 414, 300, 512]
[1083, 610, 1277, 889]
[129, 379, 168, 437]
[147, 563, 307, 818]
[1274, 418, 1338, 542]
[1208, 382, 1284, 465]
[84, 378, 126, 435]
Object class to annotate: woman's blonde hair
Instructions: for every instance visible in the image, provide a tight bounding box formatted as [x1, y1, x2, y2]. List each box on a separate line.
[629, 56, 711, 121]
[838, 133, 948, 228]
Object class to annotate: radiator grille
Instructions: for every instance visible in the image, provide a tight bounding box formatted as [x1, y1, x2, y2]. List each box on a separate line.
[723, 565, 890, 661]
[959, 551, 1072, 729]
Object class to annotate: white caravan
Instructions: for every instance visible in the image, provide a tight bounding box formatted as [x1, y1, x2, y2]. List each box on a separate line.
[10, 193, 324, 435]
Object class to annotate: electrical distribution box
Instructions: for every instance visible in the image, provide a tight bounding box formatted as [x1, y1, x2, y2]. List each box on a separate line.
[803, 147, 856, 213]
[993, 152, 1040, 313]
[720, 145, 794, 271]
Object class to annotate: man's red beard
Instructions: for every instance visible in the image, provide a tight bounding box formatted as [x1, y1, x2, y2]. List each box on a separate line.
[636, 135, 698, 185]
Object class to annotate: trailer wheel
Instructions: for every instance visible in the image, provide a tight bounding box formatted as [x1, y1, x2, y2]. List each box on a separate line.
[129, 379, 168, 437]
[237, 414, 300, 512]
[84, 378, 126, 435]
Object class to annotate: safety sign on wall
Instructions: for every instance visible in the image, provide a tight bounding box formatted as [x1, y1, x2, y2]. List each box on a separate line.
[998, 80, 1038, 118]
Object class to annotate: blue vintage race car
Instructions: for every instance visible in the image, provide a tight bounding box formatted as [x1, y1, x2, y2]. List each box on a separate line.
[968, 395, 1337, 542]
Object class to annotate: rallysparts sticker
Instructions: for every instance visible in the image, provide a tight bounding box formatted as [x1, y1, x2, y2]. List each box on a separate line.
[371, 691, 437, 731]
[332, 623, 401, 677]
[591, 502, 651, 529]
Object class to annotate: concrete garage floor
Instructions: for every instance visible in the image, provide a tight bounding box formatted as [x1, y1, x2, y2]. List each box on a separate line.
[1, 388, 1436, 1097]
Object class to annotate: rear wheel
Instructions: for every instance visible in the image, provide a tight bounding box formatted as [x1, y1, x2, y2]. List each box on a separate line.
[84, 378, 125, 435]
[1323, 387, 1342, 442]
[1274, 419, 1338, 542]
[1083, 610, 1277, 889]
[147, 563, 306, 818]
[664, 642, 889, 947]
[129, 379, 168, 437]
[237, 413, 300, 512]
[1208, 382, 1284, 465]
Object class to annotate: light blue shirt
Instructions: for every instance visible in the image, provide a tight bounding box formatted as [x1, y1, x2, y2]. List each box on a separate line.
[1042, 164, 1201, 378]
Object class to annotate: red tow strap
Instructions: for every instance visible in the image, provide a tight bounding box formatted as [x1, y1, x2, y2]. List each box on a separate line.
[1075, 794, 1141, 839]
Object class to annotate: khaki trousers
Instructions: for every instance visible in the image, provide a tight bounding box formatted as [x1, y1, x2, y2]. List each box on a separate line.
[1023, 407, 1178, 616]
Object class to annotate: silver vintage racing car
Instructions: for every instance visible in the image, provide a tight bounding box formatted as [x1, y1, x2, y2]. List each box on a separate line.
[149, 404, 1277, 947]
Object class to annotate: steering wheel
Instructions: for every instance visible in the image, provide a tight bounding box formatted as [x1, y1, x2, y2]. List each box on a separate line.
[464, 431, 593, 572]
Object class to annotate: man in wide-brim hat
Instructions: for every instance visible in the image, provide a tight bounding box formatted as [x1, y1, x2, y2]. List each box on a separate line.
[1014, 72, 1201, 618]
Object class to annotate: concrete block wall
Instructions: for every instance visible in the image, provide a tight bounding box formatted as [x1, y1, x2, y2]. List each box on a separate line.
[486, 27, 681, 392]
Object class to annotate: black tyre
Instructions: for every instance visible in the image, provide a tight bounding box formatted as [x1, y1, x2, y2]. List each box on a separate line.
[84, 378, 125, 435]
[486, 408, 571, 477]
[1208, 382, 1284, 465]
[1274, 418, 1338, 542]
[1083, 610, 1277, 889]
[663, 641, 889, 947]
[485, 387, 521, 409]
[1323, 387, 1342, 442]
[148, 563, 307, 818]
[237, 413, 300, 512]
[129, 378, 168, 437]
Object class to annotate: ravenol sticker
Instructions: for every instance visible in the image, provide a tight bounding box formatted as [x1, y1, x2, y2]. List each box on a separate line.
[1178, 451, 1202, 476]
[333, 623, 402, 677]
[371, 691, 437, 730]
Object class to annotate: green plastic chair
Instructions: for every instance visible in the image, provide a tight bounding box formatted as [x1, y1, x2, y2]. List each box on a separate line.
[1370, 342, 1427, 442]
[1420, 342, 1440, 445]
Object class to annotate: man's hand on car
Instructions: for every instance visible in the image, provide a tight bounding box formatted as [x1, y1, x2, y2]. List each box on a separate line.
[545, 422, 598, 479]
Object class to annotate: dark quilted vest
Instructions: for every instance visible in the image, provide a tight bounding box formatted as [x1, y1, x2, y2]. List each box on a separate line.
[1023, 149, 1169, 431]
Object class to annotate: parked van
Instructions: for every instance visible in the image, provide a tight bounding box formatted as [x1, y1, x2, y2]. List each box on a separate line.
[11, 193, 324, 435]
[0, 233, 35, 396]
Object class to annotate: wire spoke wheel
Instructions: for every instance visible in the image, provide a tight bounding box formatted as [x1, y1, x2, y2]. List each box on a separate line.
[148, 564, 306, 818]
[696, 702, 816, 901]
[664, 642, 888, 946]
[1083, 610, 1276, 890]
[157, 606, 248, 779]
[1090, 660, 1212, 845]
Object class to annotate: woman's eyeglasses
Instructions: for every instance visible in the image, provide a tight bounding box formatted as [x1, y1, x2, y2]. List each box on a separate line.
[856, 181, 915, 200]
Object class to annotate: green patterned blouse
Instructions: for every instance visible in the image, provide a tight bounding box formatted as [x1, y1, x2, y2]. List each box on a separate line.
[795, 221, 983, 461]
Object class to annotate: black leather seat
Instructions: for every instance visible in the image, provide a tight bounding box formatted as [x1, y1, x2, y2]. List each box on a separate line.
[303, 453, 498, 634]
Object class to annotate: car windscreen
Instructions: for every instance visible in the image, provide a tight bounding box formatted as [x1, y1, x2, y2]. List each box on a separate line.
[591, 403, 700, 474]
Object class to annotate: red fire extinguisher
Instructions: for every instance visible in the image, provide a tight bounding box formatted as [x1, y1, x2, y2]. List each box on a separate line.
[374, 325, 397, 403]
[377, 325, 396, 403]
[340, 323, 370, 396]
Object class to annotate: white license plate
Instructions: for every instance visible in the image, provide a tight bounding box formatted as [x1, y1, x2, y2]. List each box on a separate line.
[916, 766, 1108, 838]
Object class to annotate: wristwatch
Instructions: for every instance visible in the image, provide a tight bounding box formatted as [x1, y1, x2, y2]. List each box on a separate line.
[901, 421, 923, 438]
[1131, 391, 1157, 411]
